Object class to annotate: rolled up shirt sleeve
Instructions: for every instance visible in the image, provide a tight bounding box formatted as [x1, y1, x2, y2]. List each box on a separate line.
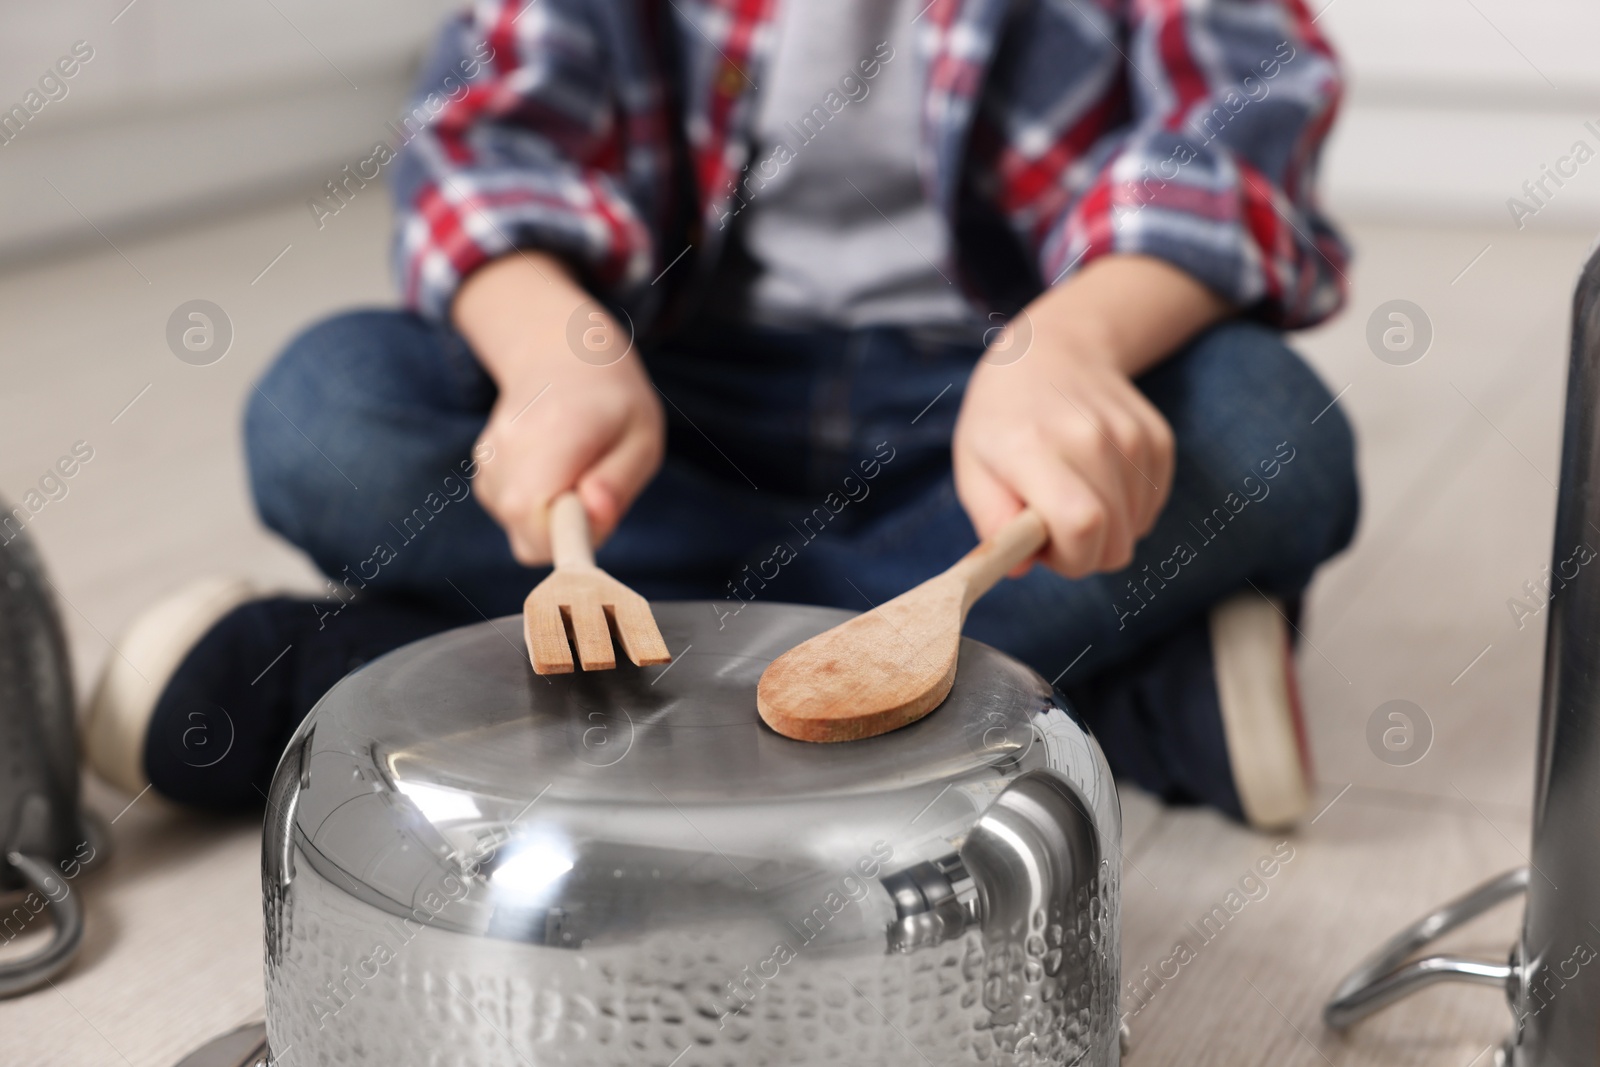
[1036, 0, 1348, 329]
[390, 2, 654, 323]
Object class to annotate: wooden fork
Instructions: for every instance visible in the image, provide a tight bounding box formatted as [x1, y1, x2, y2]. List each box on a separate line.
[523, 492, 672, 674]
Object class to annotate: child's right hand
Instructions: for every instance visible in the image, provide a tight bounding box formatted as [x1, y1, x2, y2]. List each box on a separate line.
[452, 252, 665, 565]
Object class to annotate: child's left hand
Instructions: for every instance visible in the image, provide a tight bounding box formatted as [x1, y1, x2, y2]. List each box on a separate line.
[952, 254, 1228, 579]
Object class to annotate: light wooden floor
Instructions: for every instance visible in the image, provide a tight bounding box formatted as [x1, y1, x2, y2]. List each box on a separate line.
[0, 193, 1584, 1065]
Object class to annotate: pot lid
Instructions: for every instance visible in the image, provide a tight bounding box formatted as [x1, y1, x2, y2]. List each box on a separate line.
[300, 601, 1056, 811]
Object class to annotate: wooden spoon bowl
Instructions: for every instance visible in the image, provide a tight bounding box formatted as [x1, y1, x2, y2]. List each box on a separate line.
[757, 510, 1047, 742]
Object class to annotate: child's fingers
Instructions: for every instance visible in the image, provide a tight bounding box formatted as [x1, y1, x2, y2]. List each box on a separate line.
[1053, 380, 1160, 551]
[954, 458, 1037, 579]
[1095, 401, 1162, 538]
[1121, 389, 1176, 534]
[505, 527, 543, 567]
[1045, 420, 1136, 573]
[953, 444, 1024, 541]
[475, 420, 615, 565]
[975, 439, 1111, 580]
[577, 422, 664, 546]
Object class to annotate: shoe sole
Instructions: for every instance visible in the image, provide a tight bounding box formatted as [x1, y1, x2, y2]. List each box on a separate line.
[1208, 593, 1313, 830]
[83, 577, 258, 795]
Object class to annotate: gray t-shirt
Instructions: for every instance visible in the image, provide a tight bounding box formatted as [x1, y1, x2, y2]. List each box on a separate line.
[731, 0, 974, 332]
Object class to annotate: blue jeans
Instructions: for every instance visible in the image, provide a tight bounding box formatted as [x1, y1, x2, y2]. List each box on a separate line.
[245, 312, 1357, 687]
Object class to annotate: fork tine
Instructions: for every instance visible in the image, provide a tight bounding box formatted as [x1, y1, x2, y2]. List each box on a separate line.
[566, 597, 616, 671]
[610, 596, 672, 666]
[525, 596, 574, 675]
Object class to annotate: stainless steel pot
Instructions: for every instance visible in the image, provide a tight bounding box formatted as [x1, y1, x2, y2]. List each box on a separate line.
[261, 601, 1122, 1065]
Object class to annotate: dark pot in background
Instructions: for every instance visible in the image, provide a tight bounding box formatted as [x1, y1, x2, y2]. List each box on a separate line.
[0, 507, 102, 997]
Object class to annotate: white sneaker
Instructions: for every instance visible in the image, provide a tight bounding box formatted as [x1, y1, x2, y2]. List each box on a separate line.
[1208, 592, 1314, 830]
[83, 577, 257, 794]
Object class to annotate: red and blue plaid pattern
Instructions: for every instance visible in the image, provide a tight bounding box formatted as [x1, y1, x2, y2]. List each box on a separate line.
[391, 0, 1347, 331]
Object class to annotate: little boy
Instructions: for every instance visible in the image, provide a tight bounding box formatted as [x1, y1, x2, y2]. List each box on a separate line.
[86, 0, 1356, 829]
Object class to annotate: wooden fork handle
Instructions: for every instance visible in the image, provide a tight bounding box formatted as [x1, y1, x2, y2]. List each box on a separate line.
[549, 491, 595, 570]
[953, 508, 1048, 611]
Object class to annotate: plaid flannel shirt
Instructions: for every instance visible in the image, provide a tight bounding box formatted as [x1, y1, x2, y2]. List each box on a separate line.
[390, 0, 1347, 333]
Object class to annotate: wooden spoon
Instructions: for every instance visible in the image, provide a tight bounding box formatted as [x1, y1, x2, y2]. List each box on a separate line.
[757, 508, 1048, 742]
[523, 492, 672, 674]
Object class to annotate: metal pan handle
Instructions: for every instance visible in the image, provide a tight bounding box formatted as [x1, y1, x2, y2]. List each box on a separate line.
[1324, 866, 1527, 1029]
[0, 850, 84, 998]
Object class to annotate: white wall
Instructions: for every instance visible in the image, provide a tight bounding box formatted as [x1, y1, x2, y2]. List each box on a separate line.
[0, 0, 461, 262]
[1, 0, 456, 102]
[2, 0, 1598, 262]
[1317, 0, 1600, 230]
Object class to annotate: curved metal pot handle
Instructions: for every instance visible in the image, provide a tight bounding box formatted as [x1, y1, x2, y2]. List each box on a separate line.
[0, 850, 85, 997]
[882, 769, 1103, 958]
[1324, 866, 1527, 1030]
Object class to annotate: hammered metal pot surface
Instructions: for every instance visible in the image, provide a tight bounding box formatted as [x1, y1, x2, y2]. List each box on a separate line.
[262, 602, 1121, 1066]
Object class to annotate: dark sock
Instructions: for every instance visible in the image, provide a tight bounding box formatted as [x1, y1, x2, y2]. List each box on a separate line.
[143, 595, 454, 810]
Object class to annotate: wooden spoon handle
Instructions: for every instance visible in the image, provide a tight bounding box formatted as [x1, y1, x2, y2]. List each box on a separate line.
[549, 492, 596, 570]
[954, 508, 1048, 611]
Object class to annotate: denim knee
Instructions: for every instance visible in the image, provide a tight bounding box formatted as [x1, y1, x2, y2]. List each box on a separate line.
[1153, 321, 1360, 584]
[1290, 367, 1360, 570]
[248, 312, 369, 552]
[245, 309, 487, 566]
